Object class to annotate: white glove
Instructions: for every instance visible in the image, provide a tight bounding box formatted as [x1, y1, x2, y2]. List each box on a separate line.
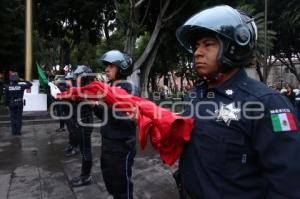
[280, 88, 287, 94]
[48, 82, 61, 98]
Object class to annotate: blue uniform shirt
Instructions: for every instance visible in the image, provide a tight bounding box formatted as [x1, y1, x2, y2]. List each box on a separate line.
[94, 81, 140, 140]
[5, 81, 32, 107]
[179, 69, 300, 199]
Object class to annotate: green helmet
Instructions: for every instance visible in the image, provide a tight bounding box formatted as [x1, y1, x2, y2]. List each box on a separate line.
[176, 5, 257, 72]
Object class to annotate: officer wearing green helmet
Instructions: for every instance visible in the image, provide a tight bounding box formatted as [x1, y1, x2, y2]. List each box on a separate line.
[175, 5, 300, 198]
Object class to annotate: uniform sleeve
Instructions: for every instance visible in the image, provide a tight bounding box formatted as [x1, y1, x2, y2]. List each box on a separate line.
[24, 80, 32, 89]
[111, 110, 135, 127]
[18, 80, 32, 90]
[252, 93, 300, 198]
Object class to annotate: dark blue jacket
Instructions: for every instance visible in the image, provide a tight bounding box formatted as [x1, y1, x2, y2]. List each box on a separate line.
[5, 80, 32, 107]
[180, 69, 300, 199]
[94, 81, 139, 140]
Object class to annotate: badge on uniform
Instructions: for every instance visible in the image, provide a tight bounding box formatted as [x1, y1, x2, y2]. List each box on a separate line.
[225, 89, 234, 96]
[215, 102, 241, 126]
[271, 112, 297, 132]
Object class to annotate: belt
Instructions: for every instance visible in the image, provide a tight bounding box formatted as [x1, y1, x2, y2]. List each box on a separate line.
[13, 99, 22, 102]
[102, 136, 136, 151]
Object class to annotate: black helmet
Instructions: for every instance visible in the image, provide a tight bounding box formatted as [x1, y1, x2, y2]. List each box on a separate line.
[73, 65, 92, 77]
[176, 5, 257, 72]
[98, 50, 133, 78]
[9, 73, 19, 82]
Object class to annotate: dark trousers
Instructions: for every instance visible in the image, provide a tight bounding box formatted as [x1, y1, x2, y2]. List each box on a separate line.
[78, 126, 93, 176]
[101, 137, 136, 199]
[65, 120, 79, 147]
[9, 105, 23, 135]
[59, 120, 65, 129]
[173, 169, 193, 199]
[56, 104, 65, 129]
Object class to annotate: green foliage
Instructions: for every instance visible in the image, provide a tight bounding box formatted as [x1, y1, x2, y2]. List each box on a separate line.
[236, 4, 276, 64]
[33, 31, 61, 65]
[276, 0, 300, 53]
[282, 1, 300, 26]
[0, 0, 299, 84]
[133, 32, 151, 60]
[0, 0, 25, 74]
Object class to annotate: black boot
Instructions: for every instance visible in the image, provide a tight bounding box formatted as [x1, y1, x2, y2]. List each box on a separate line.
[70, 175, 92, 187]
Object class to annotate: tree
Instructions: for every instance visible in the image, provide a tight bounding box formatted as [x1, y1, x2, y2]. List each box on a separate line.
[236, 4, 277, 82]
[34, 0, 107, 68]
[272, 0, 300, 83]
[0, 0, 25, 76]
[114, 0, 202, 97]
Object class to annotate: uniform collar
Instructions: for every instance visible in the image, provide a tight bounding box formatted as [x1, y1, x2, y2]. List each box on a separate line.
[213, 68, 248, 99]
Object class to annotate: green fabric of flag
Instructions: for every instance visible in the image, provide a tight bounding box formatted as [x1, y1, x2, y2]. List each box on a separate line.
[36, 63, 48, 89]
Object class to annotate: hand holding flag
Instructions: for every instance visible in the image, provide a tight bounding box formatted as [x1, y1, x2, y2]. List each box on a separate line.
[48, 82, 61, 98]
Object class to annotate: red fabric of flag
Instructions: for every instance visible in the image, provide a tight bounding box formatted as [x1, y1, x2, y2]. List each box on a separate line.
[57, 81, 194, 165]
[286, 112, 297, 131]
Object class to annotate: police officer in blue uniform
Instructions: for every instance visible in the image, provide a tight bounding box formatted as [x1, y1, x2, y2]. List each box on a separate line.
[5, 73, 32, 135]
[62, 71, 80, 157]
[55, 76, 67, 132]
[175, 5, 300, 199]
[94, 50, 139, 199]
[69, 65, 95, 187]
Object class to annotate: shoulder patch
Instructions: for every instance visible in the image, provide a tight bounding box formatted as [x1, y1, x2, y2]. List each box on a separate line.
[271, 112, 297, 132]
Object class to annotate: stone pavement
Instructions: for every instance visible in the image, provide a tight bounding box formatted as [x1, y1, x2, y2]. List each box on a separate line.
[0, 113, 179, 199]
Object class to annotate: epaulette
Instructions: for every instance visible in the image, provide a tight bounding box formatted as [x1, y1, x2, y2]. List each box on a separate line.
[238, 77, 278, 98]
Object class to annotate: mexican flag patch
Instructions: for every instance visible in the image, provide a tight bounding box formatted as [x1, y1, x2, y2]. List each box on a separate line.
[271, 112, 297, 132]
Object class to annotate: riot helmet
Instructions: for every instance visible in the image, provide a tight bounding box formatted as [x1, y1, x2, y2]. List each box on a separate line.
[9, 73, 19, 82]
[65, 71, 75, 80]
[176, 5, 257, 72]
[73, 65, 93, 86]
[73, 65, 92, 77]
[98, 50, 133, 79]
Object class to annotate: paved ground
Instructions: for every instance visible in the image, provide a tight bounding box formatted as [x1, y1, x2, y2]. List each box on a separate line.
[0, 110, 179, 199]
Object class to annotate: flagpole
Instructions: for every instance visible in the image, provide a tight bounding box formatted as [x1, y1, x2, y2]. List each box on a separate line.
[263, 0, 268, 82]
[25, 0, 32, 81]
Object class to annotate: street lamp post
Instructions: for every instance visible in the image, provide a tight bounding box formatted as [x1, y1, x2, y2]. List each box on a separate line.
[263, 0, 268, 82]
[280, 65, 283, 88]
[25, 0, 32, 81]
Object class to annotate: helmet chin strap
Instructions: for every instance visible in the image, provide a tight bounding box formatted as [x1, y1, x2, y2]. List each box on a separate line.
[200, 36, 227, 84]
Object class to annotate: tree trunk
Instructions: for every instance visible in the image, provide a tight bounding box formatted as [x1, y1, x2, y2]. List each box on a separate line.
[171, 71, 177, 92]
[256, 61, 264, 82]
[140, 36, 162, 98]
[150, 73, 157, 92]
[180, 70, 184, 92]
[133, 16, 163, 71]
[123, 0, 138, 55]
[60, 40, 71, 67]
[133, 0, 171, 71]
